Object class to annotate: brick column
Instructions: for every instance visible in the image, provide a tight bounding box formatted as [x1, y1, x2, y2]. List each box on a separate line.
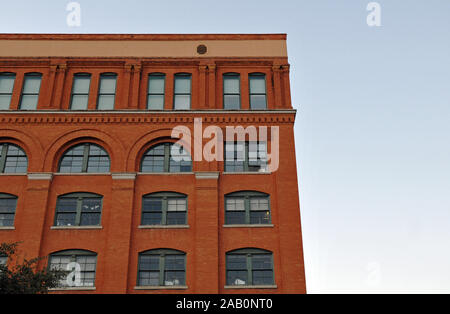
[101, 173, 136, 293]
[193, 172, 220, 293]
[272, 65, 283, 109]
[281, 65, 292, 109]
[129, 64, 142, 109]
[53, 64, 68, 109]
[42, 65, 57, 109]
[207, 64, 216, 109]
[198, 65, 207, 109]
[19, 173, 53, 259]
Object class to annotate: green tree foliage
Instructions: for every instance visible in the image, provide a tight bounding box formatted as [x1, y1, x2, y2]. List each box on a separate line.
[0, 242, 67, 294]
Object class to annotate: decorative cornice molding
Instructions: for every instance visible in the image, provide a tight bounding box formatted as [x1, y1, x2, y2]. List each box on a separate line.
[0, 110, 296, 125]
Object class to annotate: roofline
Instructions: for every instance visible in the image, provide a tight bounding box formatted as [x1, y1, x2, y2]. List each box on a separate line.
[0, 33, 287, 41]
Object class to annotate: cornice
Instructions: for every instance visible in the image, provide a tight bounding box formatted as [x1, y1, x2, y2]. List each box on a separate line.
[0, 110, 296, 125]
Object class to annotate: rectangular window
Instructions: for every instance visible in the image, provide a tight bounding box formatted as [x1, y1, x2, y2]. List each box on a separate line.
[147, 74, 165, 110]
[70, 74, 91, 110]
[19, 73, 42, 110]
[249, 74, 267, 110]
[0, 256, 6, 266]
[174, 74, 191, 110]
[223, 74, 240, 110]
[0, 73, 16, 110]
[97, 73, 117, 110]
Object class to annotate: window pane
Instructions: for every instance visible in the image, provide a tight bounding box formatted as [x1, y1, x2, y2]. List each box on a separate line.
[167, 199, 187, 212]
[72, 76, 91, 94]
[0, 75, 15, 94]
[224, 76, 240, 94]
[0, 198, 17, 213]
[249, 75, 266, 94]
[148, 76, 165, 94]
[224, 95, 240, 110]
[252, 254, 272, 270]
[56, 213, 77, 226]
[70, 95, 89, 110]
[3, 157, 27, 173]
[249, 211, 270, 224]
[59, 156, 83, 173]
[252, 270, 274, 285]
[139, 271, 160, 286]
[165, 255, 185, 271]
[166, 212, 186, 225]
[225, 211, 246, 225]
[0, 256, 6, 265]
[22, 76, 41, 94]
[97, 95, 115, 110]
[142, 212, 162, 225]
[147, 95, 164, 110]
[0, 213, 15, 227]
[226, 198, 245, 211]
[174, 76, 191, 94]
[0, 95, 12, 110]
[19, 95, 38, 110]
[227, 270, 248, 286]
[250, 95, 267, 110]
[227, 255, 247, 270]
[143, 198, 163, 212]
[139, 255, 159, 271]
[99, 76, 117, 94]
[174, 95, 190, 110]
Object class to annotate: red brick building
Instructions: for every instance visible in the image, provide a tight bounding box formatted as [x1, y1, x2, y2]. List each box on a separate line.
[0, 34, 306, 294]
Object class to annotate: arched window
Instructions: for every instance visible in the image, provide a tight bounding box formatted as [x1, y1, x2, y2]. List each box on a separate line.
[54, 193, 103, 227]
[226, 248, 274, 287]
[225, 191, 271, 225]
[223, 73, 241, 110]
[19, 73, 42, 110]
[0, 193, 18, 227]
[141, 142, 192, 173]
[249, 73, 267, 110]
[147, 73, 166, 110]
[0, 143, 28, 174]
[138, 249, 186, 287]
[70, 73, 91, 110]
[0, 72, 16, 110]
[59, 143, 110, 173]
[49, 250, 97, 288]
[142, 192, 187, 226]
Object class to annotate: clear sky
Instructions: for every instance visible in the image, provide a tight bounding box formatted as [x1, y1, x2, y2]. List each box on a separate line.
[1, 0, 449, 293]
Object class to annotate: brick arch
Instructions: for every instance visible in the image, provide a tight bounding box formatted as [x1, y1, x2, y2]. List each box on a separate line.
[0, 129, 44, 172]
[43, 129, 125, 172]
[126, 127, 200, 172]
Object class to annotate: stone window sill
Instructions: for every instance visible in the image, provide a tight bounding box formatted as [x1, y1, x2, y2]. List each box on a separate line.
[224, 285, 277, 289]
[134, 286, 188, 290]
[51, 226, 103, 230]
[223, 224, 274, 228]
[49, 287, 96, 291]
[0, 226, 15, 230]
[138, 225, 190, 229]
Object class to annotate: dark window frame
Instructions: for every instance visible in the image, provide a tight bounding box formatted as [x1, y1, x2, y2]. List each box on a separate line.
[19, 72, 42, 110]
[173, 73, 192, 110]
[0, 72, 16, 110]
[141, 192, 188, 226]
[58, 143, 110, 173]
[140, 142, 192, 173]
[70, 73, 92, 110]
[54, 192, 103, 227]
[226, 248, 275, 287]
[0, 193, 18, 227]
[249, 73, 267, 110]
[223, 73, 241, 110]
[96, 73, 117, 110]
[224, 141, 267, 173]
[225, 191, 271, 225]
[137, 249, 186, 287]
[48, 249, 97, 288]
[147, 73, 166, 110]
[0, 143, 28, 174]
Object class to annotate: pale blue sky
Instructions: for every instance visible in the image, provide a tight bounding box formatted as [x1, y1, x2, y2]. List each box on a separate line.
[1, 0, 449, 293]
